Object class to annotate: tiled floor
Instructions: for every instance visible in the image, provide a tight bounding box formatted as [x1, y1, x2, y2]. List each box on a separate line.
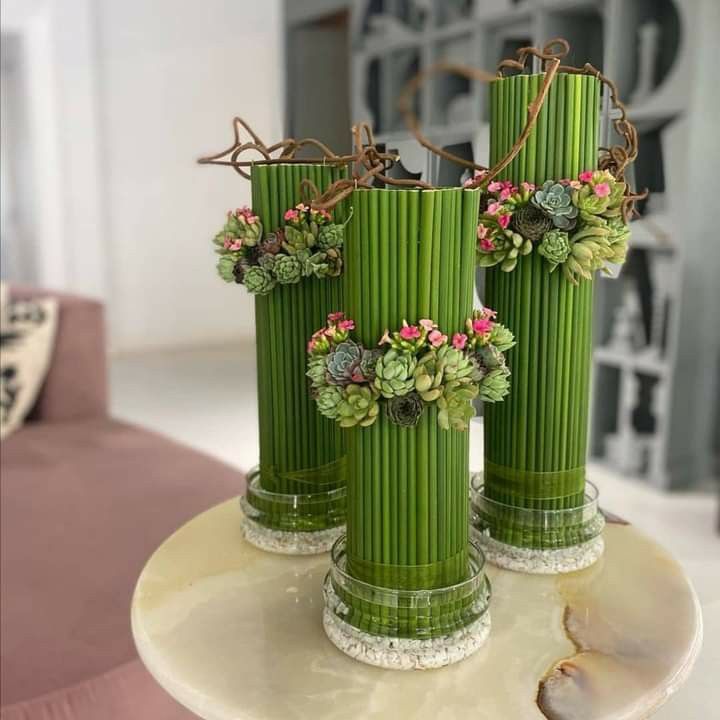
[111, 344, 719, 719]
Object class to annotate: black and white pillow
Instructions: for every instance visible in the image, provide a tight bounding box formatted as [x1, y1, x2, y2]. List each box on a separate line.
[0, 284, 58, 439]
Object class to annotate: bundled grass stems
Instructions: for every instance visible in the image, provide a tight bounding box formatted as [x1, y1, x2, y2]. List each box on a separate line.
[249, 163, 347, 531]
[483, 73, 599, 549]
[336, 186, 481, 638]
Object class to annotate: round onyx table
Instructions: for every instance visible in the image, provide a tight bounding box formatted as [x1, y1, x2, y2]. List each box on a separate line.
[132, 499, 702, 720]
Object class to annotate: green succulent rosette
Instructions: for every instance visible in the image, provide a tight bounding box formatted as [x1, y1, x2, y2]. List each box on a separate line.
[437, 380, 479, 431]
[306, 354, 327, 389]
[211, 203, 351, 294]
[479, 368, 511, 403]
[532, 181, 578, 229]
[337, 384, 380, 428]
[511, 204, 553, 242]
[243, 266, 276, 295]
[327, 340, 363, 385]
[538, 229, 571, 272]
[307, 310, 514, 431]
[472, 169, 636, 284]
[386, 392, 425, 427]
[273, 254, 304, 284]
[374, 349, 417, 399]
[476, 229, 532, 273]
[316, 385, 344, 420]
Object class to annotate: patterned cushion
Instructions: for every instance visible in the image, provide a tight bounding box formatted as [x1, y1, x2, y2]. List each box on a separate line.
[0, 285, 58, 439]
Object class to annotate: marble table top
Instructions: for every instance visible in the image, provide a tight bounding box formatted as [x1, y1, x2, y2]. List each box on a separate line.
[132, 499, 702, 720]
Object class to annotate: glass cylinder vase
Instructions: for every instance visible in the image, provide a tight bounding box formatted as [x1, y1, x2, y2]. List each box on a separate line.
[323, 186, 492, 669]
[472, 72, 605, 573]
[239, 163, 347, 554]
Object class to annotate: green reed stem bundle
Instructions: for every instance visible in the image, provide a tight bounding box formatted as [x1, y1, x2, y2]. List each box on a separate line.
[250, 163, 346, 529]
[483, 73, 599, 549]
[341, 186, 480, 637]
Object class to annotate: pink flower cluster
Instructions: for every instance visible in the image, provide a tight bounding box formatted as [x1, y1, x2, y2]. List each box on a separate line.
[232, 206, 259, 225]
[376, 311, 497, 353]
[284, 203, 332, 225]
[308, 312, 355, 353]
[380, 318, 448, 352]
[452, 308, 497, 350]
[223, 236, 243, 251]
[463, 306, 497, 348]
[310, 309, 502, 361]
[463, 169, 488, 189]
[475, 179, 539, 253]
[576, 170, 609, 196]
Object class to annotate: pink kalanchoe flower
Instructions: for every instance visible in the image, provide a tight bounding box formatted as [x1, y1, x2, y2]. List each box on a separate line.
[499, 187, 513, 201]
[463, 169, 487, 188]
[428, 330, 448, 348]
[480, 237, 495, 252]
[327, 311, 345, 323]
[521, 181, 536, 193]
[284, 209, 300, 222]
[399, 325, 421, 340]
[487, 181, 503, 193]
[579, 170, 594, 183]
[472, 318, 493, 335]
[419, 318, 436, 332]
[486, 201, 502, 215]
[338, 319, 355, 331]
[498, 214, 511, 229]
[477, 223, 489, 240]
[481, 306, 497, 319]
[235, 207, 258, 224]
[452, 333, 468, 350]
[569, 180, 582, 190]
[593, 182, 611, 197]
[311, 207, 331, 221]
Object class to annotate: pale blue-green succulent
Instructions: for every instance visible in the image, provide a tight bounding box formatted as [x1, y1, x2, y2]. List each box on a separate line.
[532, 182, 578, 229]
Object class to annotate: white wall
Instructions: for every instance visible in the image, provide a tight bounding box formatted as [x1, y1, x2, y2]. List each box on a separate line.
[98, 0, 283, 351]
[1, 0, 284, 351]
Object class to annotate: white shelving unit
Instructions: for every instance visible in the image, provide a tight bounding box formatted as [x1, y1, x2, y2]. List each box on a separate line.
[350, 0, 719, 489]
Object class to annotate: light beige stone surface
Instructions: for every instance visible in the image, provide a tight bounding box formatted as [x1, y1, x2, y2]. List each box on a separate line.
[132, 499, 702, 720]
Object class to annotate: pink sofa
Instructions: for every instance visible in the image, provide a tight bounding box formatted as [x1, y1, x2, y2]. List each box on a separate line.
[1, 289, 244, 719]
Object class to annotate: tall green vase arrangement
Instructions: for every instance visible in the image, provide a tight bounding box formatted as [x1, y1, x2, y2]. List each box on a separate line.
[311, 185, 514, 669]
[470, 58, 639, 573]
[212, 162, 350, 554]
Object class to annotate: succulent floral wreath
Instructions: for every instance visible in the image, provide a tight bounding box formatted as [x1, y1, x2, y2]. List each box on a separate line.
[213, 204, 351, 295]
[307, 309, 514, 431]
[465, 169, 630, 284]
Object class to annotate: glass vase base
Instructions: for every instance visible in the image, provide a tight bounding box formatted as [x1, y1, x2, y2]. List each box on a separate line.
[469, 473, 605, 574]
[323, 536, 491, 669]
[239, 467, 346, 555]
[323, 576, 491, 670]
[471, 528, 604, 574]
[239, 508, 345, 555]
